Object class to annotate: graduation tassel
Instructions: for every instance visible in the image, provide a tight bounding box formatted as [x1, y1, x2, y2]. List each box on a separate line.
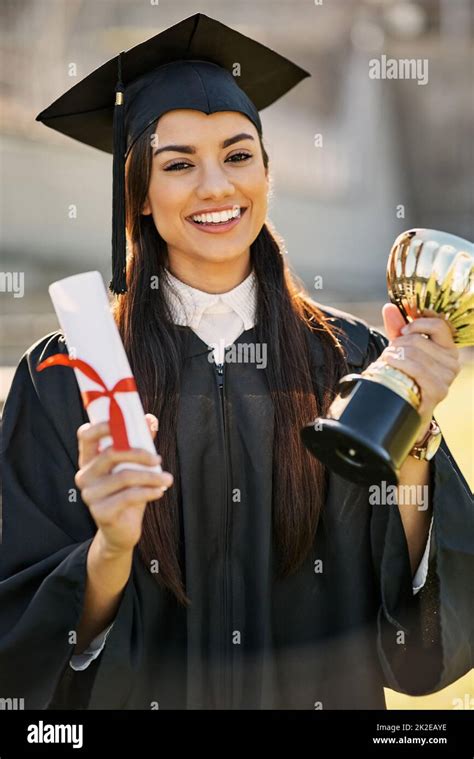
[110, 51, 127, 295]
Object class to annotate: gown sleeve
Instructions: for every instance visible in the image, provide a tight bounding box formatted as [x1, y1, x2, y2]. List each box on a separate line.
[363, 326, 474, 695]
[0, 332, 133, 709]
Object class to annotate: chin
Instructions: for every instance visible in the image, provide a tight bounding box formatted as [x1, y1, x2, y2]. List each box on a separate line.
[190, 240, 250, 261]
[195, 250, 243, 265]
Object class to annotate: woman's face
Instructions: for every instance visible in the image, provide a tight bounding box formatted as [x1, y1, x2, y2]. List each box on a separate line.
[141, 109, 268, 273]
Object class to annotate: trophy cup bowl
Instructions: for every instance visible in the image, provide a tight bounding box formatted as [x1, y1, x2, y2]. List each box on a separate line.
[301, 229, 474, 486]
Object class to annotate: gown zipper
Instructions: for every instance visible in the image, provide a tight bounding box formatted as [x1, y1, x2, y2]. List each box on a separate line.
[214, 355, 231, 708]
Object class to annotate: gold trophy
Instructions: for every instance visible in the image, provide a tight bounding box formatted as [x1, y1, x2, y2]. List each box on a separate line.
[301, 229, 473, 485]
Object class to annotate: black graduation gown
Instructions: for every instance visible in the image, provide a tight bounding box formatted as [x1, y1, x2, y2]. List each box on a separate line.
[0, 305, 472, 710]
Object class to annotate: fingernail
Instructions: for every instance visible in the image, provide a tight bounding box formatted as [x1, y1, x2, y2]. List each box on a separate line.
[401, 325, 409, 334]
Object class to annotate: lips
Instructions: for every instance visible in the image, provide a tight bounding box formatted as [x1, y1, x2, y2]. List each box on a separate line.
[187, 205, 244, 220]
[185, 206, 248, 234]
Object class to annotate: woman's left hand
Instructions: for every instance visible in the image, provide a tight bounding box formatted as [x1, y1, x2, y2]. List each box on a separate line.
[371, 303, 462, 443]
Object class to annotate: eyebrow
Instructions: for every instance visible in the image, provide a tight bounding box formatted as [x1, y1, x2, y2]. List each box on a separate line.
[153, 132, 255, 157]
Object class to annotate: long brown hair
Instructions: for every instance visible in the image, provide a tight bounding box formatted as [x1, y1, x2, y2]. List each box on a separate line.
[113, 120, 349, 606]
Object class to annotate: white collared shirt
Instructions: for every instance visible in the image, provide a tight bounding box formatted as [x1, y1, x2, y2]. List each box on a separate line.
[163, 267, 257, 364]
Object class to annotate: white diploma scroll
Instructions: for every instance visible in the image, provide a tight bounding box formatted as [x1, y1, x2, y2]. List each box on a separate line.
[47, 271, 162, 474]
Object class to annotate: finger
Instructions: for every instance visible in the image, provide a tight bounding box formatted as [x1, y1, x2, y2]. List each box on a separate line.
[382, 352, 454, 401]
[77, 421, 111, 468]
[382, 303, 405, 342]
[384, 347, 457, 385]
[387, 335, 461, 372]
[92, 485, 170, 518]
[75, 446, 161, 490]
[81, 468, 172, 505]
[401, 316, 456, 348]
[145, 413, 159, 440]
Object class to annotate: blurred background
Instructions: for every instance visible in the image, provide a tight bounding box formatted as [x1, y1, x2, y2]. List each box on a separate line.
[0, 0, 472, 709]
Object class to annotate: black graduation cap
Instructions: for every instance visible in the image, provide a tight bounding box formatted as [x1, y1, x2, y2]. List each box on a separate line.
[36, 13, 311, 294]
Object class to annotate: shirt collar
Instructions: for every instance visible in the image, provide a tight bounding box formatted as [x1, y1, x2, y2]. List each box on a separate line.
[163, 268, 257, 331]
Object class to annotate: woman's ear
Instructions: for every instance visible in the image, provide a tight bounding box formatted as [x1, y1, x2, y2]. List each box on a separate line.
[141, 196, 152, 216]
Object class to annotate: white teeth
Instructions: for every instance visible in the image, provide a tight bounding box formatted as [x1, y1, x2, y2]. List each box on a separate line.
[191, 207, 242, 224]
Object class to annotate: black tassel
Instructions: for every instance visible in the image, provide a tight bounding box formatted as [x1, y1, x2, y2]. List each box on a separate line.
[110, 51, 127, 295]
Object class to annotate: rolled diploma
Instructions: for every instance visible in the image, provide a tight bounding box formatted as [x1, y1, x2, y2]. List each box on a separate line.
[48, 270, 162, 474]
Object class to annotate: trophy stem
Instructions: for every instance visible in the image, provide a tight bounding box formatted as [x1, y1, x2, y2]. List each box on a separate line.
[360, 362, 421, 409]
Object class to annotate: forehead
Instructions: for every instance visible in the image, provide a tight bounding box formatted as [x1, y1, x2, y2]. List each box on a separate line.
[154, 109, 258, 141]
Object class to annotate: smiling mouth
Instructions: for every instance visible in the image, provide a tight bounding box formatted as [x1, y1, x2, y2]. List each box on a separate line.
[186, 206, 248, 232]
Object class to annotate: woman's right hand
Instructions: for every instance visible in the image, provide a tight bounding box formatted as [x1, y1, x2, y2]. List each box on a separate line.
[75, 414, 173, 556]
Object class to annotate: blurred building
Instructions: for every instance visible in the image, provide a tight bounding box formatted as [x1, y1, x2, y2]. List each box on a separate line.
[1, 0, 473, 377]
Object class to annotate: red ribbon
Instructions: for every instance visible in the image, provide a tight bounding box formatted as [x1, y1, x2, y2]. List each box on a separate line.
[36, 354, 137, 450]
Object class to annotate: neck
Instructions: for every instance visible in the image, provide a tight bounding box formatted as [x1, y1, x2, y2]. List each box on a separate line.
[166, 251, 252, 294]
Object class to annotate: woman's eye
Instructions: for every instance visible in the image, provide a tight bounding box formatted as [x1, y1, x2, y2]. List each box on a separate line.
[164, 161, 192, 172]
[227, 152, 252, 163]
[164, 152, 251, 172]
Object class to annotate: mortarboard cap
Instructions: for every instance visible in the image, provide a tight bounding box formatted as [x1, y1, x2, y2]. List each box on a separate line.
[36, 13, 311, 294]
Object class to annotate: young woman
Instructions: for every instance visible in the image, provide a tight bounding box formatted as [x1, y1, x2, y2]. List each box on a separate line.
[0, 14, 471, 711]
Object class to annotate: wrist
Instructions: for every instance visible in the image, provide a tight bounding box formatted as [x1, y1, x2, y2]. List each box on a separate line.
[414, 420, 432, 445]
[88, 532, 134, 596]
[409, 418, 442, 462]
[94, 530, 134, 563]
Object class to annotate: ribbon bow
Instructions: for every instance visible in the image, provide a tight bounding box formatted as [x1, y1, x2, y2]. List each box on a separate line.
[36, 354, 137, 450]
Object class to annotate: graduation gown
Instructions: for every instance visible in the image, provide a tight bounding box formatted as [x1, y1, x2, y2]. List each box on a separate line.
[1, 306, 472, 710]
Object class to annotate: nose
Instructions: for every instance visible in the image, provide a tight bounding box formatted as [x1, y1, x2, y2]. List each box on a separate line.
[195, 161, 235, 201]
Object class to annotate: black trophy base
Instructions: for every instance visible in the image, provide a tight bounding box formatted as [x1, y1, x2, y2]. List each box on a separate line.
[300, 374, 422, 486]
